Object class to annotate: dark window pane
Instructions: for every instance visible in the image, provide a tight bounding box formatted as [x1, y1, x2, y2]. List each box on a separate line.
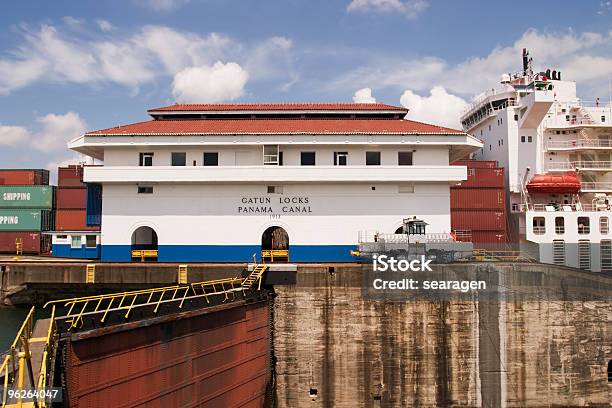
[139, 152, 153, 166]
[366, 151, 381, 166]
[138, 186, 153, 194]
[171, 152, 186, 166]
[203, 152, 219, 166]
[301, 152, 315, 166]
[334, 152, 348, 166]
[86, 235, 97, 248]
[398, 151, 413, 165]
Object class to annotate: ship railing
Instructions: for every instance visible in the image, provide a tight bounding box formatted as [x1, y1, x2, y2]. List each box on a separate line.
[580, 182, 612, 192]
[546, 161, 612, 171]
[473, 249, 535, 262]
[358, 231, 454, 244]
[546, 139, 612, 149]
[518, 203, 603, 212]
[44, 277, 245, 332]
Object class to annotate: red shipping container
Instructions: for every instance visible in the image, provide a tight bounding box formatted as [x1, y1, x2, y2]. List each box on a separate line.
[453, 160, 499, 169]
[470, 230, 508, 243]
[56, 187, 87, 209]
[0, 231, 49, 254]
[55, 210, 99, 231]
[455, 167, 504, 188]
[451, 210, 506, 231]
[0, 169, 49, 185]
[451, 188, 505, 210]
[58, 166, 84, 187]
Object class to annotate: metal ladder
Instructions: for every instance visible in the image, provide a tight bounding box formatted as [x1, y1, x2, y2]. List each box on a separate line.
[242, 265, 268, 290]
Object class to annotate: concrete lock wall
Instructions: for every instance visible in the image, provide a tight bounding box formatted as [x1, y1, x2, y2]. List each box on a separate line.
[272, 263, 612, 407]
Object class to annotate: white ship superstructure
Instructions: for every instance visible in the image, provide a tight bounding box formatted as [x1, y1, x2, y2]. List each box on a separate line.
[462, 49, 612, 272]
[68, 103, 481, 262]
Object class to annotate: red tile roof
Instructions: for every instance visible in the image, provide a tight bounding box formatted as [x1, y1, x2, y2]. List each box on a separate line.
[148, 102, 408, 113]
[86, 119, 464, 136]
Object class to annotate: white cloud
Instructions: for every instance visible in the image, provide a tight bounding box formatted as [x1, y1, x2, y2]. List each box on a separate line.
[32, 112, 87, 152]
[400, 86, 467, 129]
[0, 125, 30, 146]
[353, 87, 377, 103]
[0, 24, 292, 96]
[171, 62, 249, 103]
[331, 29, 612, 98]
[347, 0, 428, 18]
[96, 19, 114, 32]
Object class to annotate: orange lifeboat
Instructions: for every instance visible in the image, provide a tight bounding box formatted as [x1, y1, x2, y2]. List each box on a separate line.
[526, 172, 581, 194]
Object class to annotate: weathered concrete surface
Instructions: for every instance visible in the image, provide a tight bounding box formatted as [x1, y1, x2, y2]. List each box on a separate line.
[273, 264, 612, 407]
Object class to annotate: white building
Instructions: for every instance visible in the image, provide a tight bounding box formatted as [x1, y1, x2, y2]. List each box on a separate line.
[462, 49, 612, 272]
[68, 103, 481, 262]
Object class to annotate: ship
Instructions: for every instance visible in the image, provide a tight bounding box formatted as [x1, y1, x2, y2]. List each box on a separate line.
[461, 48, 612, 273]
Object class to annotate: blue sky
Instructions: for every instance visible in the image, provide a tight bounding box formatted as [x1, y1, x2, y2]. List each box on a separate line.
[0, 0, 611, 174]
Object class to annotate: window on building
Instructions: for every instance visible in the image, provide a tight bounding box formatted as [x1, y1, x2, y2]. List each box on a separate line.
[521, 136, 526, 143]
[578, 217, 590, 234]
[533, 217, 545, 235]
[602, 116, 606, 123]
[263, 145, 279, 165]
[601, 240, 612, 273]
[366, 151, 381, 166]
[171, 152, 186, 166]
[600, 217, 609, 234]
[578, 240, 591, 270]
[278, 151, 284, 166]
[301, 151, 316, 166]
[71, 235, 81, 248]
[267, 185, 283, 194]
[398, 151, 413, 166]
[139, 152, 153, 166]
[203, 152, 219, 166]
[334, 152, 348, 166]
[137, 186, 153, 194]
[500, 117, 503, 125]
[528, 136, 533, 143]
[514, 114, 518, 121]
[565, 115, 570, 121]
[553, 240, 565, 265]
[57, 235, 67, 240]
[555, 217, 565, 234]
[85, 235, 97, 248]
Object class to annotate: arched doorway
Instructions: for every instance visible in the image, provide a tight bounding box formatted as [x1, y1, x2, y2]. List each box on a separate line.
[261, 226, 289, 263]
[131, 226, 158, 250]
[262, 226, 289, 250]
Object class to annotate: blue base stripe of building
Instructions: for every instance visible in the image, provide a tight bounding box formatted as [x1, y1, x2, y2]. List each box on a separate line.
[92, 244, 357, 262]
[52, 244, 101, 259]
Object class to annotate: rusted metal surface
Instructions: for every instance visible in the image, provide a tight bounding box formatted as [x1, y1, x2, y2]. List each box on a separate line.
[63, 296, 271, 407]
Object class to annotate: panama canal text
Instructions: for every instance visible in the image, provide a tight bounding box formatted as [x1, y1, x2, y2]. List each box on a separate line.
[238, 196, 312, 214]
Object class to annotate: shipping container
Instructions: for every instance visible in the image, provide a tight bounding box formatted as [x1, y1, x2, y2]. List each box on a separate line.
[58, 165, 84, 187]
[455, 167, 505, 188]
[0, 231, 50, 254]
[451, 210, 506, 231]
[56, 210, 100, 231]
[86, 183, 102, 226]
[0, 186, 54, 209]
[56, 187, 86, 209]
[450, 188, 505, 210]
[0, 169, 49, 186]
[0, 209, 53, 231]
[453, 160, 499, 169]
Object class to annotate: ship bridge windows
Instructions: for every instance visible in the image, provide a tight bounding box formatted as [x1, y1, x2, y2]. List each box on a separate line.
[600, 217, 609, 234]
[131, 226, 158, 251]
[578, 217, 590, 234]
[533, 217, 545, 235]
[555, 217, 565, 234]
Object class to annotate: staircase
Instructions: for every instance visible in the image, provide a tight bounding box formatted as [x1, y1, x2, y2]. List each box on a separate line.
[242, 264, 268, 290]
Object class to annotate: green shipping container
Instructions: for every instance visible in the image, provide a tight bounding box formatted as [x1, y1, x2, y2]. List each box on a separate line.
[0, 186, 54, 209]
[0, 209, 53, 231]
